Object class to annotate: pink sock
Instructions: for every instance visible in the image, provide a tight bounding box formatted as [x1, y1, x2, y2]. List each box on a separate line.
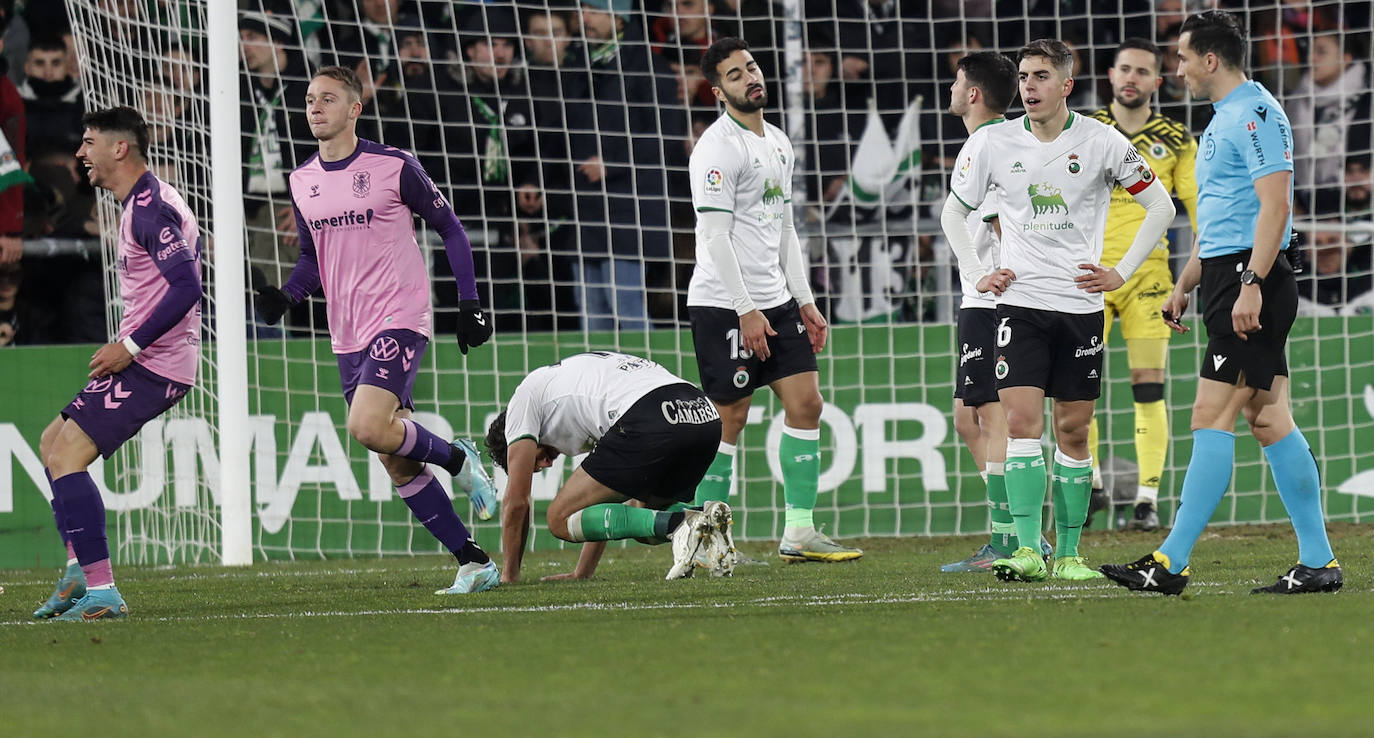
[81, 558, 114, 588]
[65, 541, 77, 562]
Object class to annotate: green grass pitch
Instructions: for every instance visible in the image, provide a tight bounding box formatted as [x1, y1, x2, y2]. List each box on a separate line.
[2, 523, 1369, 737]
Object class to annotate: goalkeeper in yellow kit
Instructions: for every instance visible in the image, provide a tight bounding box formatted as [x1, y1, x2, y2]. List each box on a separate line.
[1086, 39, 1198, 530]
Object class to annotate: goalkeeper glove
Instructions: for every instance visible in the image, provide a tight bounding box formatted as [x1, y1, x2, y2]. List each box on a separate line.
[254, 285, 292, 326]
[456, 299, 493, 355]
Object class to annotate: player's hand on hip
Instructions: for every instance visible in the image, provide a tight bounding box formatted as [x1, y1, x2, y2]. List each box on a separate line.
[254, 284, 292, 325]
[799, 302, 828, 353]
[1074, 264, 1124, 293]
[1232, 286, 1263, 340]
[1161, 290, 1191, 334]
[739, 309, 776, 362]
[976, 268, 1016, 295]
[456, 299, 493, 355]
[89, 342, 133, 378]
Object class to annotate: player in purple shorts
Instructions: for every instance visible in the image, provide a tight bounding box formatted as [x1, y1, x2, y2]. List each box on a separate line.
[254, 66, 501, 595]
[32, 107, 202, 621]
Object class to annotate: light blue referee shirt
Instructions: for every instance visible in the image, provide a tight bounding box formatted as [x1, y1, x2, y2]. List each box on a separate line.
[1195, 80, 1294, 258]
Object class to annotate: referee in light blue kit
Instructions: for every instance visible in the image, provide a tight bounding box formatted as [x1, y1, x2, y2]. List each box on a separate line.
[1101, 10, 1340, 596]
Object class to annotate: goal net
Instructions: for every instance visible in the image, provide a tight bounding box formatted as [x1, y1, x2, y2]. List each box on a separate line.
[67, 0, 1373, 564]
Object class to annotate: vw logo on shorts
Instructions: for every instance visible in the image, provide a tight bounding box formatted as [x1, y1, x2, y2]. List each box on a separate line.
[732, 367, 749, 388]
[995, 359, 1009, 380]
[83, 376, 114, 394]
[369, 336, 401, 362]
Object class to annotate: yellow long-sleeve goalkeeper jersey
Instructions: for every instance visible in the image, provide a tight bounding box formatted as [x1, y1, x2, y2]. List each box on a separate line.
[1088, 107, 1199, 267]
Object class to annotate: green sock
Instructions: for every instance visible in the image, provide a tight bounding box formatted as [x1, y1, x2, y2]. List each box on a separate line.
[986, 463, 1015, 554]
[1051, 450, 1093, 558]
[693, 444, 734, 505]
[1005, 439, 1047, 554]
[566, 504, 674, 542]
[780, 426, 820, 529]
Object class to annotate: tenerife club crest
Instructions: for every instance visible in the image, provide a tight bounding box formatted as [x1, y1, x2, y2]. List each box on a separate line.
[352, 170, 372, 198]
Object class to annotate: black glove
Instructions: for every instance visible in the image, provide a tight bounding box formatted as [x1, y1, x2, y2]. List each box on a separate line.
[254, 285, 292, 326]
[456, 299, 493, 355]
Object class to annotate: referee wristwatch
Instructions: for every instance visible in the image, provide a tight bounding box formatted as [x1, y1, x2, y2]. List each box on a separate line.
[1240, 269, 1264, 287]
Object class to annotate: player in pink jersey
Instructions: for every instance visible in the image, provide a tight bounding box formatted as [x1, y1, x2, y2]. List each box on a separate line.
[254, 66, 501, 595]
[33, 107, 202, 621]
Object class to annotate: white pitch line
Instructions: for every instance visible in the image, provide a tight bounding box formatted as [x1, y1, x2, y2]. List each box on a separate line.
[0, 586, 1246, 628]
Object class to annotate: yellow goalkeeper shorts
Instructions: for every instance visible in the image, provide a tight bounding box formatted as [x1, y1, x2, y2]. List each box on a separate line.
[1104, 259, 1174, 343]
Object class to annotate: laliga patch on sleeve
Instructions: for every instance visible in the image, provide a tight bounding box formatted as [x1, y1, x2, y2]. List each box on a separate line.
[704, 167, 724, 194]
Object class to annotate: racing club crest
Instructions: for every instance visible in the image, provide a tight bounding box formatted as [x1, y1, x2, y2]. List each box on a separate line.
[352, 171, 371, 198]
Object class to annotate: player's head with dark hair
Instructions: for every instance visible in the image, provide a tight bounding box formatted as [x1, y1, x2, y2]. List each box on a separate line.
[952, 51, 1017, 116]
[701, 36, 750, 88]
[81, 106, 150, 161]
[1179, 10, 1246, 72]
[306, 66, 363, 142]
[1116, 38, 1162, 71]
[1017, 39, 1075, 123]
[701, 37, 766, 113]
[485, 411, 510, 471]
[1109, 38, 1164, 110]
[486, 410, 562, 473]
[77, 106, 150, 191]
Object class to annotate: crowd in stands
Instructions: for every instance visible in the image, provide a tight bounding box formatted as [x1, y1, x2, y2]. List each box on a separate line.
[0, 0, 1370, 346]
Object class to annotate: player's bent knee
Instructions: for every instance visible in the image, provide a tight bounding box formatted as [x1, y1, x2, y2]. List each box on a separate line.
[346, 418, 391, 453]
[544, 508, 573, 541]
[1132, 382, 1165, 404]
[38, 417, 63, 464]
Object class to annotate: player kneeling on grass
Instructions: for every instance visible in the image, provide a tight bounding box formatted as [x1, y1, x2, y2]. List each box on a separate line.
[487, 351, 734, 582]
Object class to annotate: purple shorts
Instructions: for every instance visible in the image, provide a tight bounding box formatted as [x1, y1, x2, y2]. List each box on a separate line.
[62, 361, 191, 459]
[337, 329, 429, 409]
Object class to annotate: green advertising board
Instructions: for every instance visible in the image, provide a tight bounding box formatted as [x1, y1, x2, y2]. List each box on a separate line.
[2, 319, 1372, 570]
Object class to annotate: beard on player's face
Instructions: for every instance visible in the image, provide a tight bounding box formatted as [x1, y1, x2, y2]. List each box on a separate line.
[724, 85, 766, 113]
[1113, 89, 1150, 109]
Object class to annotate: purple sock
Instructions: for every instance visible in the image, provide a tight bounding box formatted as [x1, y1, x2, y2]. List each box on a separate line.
[47, 470, 72, 550]
[52, 472, 113, 583]
[397, 468, 482, 562]
[393, 418, 455, 469]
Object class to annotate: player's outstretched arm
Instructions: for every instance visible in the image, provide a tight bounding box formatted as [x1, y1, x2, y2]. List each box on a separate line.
[398, 156, 492, 354]
[500, 438, 539, 583]
[543, 542, 607, 581]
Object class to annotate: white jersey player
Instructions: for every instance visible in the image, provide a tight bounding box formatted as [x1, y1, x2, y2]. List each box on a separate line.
[685, 37, 861, 563]
[941, 39, 1175, 583]
[488, 352, 732, 582]
[939, 51, 1055, 574]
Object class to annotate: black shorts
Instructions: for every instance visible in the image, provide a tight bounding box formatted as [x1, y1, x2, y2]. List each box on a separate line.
[954, 307, 998, 406]
[1198, 249, 1297, 391]
[689, 300, 819, 402]
[993, 304, 1104, 401]
[579, 383, 722, 505]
